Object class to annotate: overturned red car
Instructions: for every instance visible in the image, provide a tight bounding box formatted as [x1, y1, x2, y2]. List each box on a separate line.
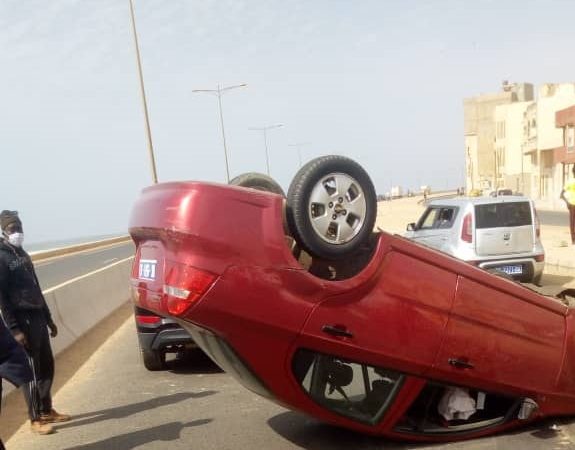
[129, 155, 575, 442]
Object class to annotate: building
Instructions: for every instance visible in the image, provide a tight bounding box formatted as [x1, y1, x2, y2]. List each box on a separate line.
[465, 82, 575, 206]
[494, 101, 534, 196]
[464, 81, 534, 191]
[535, 84, 575, 205]
[555, 104, 575, 192]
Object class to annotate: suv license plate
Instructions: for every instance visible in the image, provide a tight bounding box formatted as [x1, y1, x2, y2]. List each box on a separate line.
[498, 265, 523, 276]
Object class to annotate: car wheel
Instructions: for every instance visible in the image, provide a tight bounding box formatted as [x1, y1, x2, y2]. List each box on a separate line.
[142, 348, 167, 371]
[286, 155, 377, 260]
[229, 172, 285, 196]
[531, 273, 543, 285]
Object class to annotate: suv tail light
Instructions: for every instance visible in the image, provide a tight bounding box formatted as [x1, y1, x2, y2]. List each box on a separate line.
[163, 262, 217, 316]
[535, 254, 545, 262]
[461, 213, 473, 243]
[135, 314, 161, 325]
[534, 207, 541, 238]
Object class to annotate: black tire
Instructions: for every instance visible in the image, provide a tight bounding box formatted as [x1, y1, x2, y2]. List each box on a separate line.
[286, 155, 377, 260]
[531, 273, 543, 286]
[229, 172, 285, 196]
[142, 348, 167, 371]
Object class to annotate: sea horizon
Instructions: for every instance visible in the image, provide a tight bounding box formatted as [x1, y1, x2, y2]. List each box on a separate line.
[26, 232, 127, 253]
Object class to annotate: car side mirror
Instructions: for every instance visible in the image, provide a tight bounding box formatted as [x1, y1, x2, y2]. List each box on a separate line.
[406, 223, 416, 231]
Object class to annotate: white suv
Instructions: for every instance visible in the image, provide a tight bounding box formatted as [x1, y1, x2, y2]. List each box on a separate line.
[404, 196, 544, 283]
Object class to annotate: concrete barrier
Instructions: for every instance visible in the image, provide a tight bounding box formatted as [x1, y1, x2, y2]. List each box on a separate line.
[29, 235, 131, 262]
[42, 256, 133, 356]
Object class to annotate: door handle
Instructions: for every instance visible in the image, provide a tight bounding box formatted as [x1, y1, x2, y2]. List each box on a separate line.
[448, 358, 474, 369]
[322, 325, 353, 338]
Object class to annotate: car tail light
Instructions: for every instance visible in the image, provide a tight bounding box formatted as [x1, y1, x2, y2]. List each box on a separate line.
[135, 314, 161, 325]
[163, 263, 217, 316]
[461, 213, 473, 243]
[534, 207, 541, 238]
[535, 254, 545, 262]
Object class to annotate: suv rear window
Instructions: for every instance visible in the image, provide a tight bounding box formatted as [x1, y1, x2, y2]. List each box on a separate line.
[475, 202, 532, 229]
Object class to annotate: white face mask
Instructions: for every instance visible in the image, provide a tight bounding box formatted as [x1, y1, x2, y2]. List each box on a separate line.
[7, 232, 24, 247]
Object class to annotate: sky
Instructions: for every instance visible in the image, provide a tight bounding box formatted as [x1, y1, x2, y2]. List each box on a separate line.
[0, 0, 574, 243]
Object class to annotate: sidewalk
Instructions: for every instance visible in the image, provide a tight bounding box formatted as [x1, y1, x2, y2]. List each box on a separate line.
[376, 196, 575, 283]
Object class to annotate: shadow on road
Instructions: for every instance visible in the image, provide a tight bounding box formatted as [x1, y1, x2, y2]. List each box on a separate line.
[267, 411, 409, 450]
[55, 391, 216, 430]
[167, 349, 223, 375]
[62, 419, 212, 450]
[269, 412, 575, 449]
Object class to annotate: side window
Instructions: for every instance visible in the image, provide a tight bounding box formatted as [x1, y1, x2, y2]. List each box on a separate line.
[418, 208, 440, 229]
[395, 380, 525, 436]
[292, 349, 403, 425]
[436, 208, 456, 229]
[417, 207, 457, 230]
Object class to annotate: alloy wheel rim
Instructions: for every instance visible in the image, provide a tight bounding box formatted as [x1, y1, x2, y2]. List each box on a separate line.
[307, 172, 367, 244]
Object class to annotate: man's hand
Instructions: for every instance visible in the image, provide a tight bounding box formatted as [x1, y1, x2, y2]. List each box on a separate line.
[48, 322, 58, 338]
[13, 331, 28, 348]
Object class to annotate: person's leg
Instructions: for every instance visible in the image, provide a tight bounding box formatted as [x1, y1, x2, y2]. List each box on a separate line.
[25, 314, 53, 416]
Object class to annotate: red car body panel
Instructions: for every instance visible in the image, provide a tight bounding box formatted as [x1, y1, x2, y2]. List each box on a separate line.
[129, 181, 575, 442]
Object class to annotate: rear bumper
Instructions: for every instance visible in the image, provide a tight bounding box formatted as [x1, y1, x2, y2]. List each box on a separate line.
[477, 258, 544, 281]
[137, 328, 195, 352]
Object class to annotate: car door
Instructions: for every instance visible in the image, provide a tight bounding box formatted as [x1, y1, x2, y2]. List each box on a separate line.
[294, 247, 458, 378]
[431, 275, 566, 394]
[409, 206, 457, 253]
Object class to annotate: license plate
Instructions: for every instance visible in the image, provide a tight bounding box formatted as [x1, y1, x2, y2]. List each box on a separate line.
[139, 259, 158, 280]
[498, 265, 523, 276]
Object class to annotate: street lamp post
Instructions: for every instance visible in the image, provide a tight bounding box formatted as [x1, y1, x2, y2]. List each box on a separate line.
[249, 124, 283, 176]
[192, 83, 247, 182]
[288, 142, 310, 168]
[128, 0, 158, 184]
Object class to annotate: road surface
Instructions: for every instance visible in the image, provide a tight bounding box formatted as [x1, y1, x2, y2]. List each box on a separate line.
[34, 242, 134, 290]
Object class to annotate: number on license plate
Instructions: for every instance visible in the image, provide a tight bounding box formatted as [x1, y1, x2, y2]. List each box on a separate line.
[139, 259, 157, 280]
[498, 265, 522, 275]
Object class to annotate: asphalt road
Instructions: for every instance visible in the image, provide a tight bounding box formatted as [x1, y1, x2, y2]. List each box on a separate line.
[6, 311, 575, 450]
[34, 242, 135, 290]
[538, 210, 569, 227]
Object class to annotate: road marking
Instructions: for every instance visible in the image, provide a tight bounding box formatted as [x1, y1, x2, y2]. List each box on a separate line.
[43, 256, 134, 294]
[103, 258, 119, 265]
[32, 241, 133, 265]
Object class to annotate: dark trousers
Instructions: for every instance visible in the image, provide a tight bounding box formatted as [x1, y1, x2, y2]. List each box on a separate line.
[569, 204, 575, 244]
[18, 312, 54, 421]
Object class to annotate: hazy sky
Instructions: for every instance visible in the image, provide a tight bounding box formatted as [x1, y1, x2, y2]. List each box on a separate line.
[0, 0, 574, 243]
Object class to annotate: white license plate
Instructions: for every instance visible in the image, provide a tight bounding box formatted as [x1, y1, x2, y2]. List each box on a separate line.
[138, 259, 157, 280]
[498, 265, 523, 276]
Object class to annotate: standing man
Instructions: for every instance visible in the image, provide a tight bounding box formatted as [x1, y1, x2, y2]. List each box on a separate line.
[0, 312, 34, 447]
[560, 165, 575, 245]
[0, 210, 70, 435]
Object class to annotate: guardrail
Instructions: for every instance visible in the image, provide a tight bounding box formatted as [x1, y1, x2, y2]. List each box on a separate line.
[30, 235, 132, 262]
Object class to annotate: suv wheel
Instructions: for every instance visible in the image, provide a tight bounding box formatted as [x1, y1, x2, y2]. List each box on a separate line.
[229, 172, 285, 196]
[142, 348, 167, 371]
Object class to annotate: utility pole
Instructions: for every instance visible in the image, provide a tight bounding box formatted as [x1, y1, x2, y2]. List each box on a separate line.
[249, 124, 283, 176]
[192, 83, 247, 182]
[128, 0, 158, 184]
[288, 142, 310, 168]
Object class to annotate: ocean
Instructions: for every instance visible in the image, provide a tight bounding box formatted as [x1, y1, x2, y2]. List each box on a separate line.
[26, 233, 126, 252]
